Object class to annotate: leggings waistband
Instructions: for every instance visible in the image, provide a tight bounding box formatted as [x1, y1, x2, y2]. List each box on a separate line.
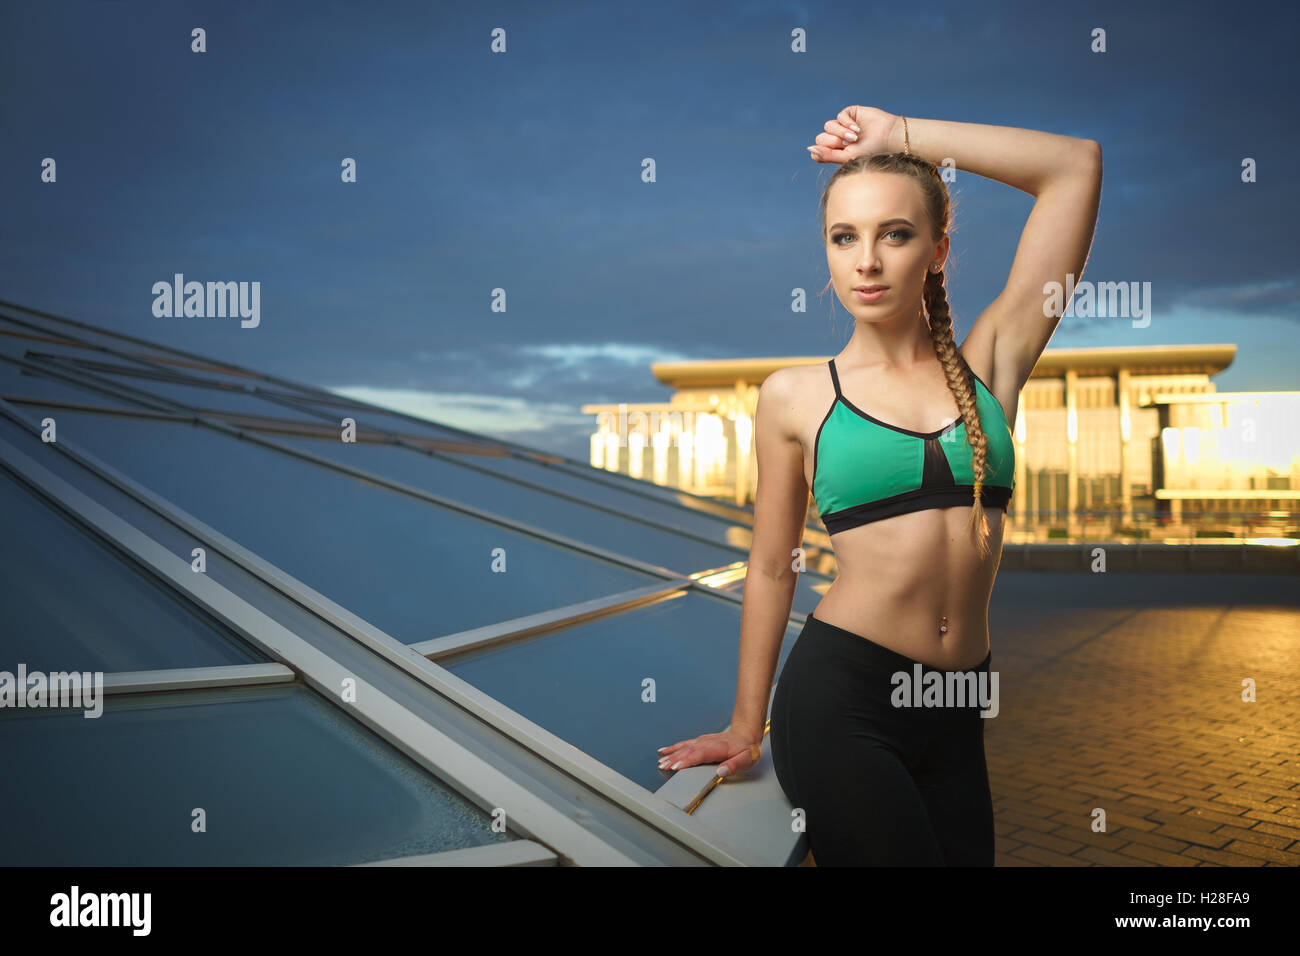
[803, 612, 991, 674]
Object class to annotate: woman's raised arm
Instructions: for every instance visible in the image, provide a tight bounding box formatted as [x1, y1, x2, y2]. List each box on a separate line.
[812, 108, 1102, 400]
[879, 113, 1102, 396]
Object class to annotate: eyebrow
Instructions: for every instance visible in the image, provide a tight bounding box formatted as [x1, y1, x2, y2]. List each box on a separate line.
[827, 218, 916, 231]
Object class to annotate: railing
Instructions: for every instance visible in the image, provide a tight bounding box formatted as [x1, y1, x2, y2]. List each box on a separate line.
[1004, 507, 1299, 544]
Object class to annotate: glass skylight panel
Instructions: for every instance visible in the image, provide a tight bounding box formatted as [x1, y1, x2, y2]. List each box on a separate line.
[0, 311, 188, 364]
[439, 589, 801, 792]
[0, 466, 264, 672]
[443, 451, 759, 541]
[77, 375, 340, 423]
[17, 410, 660, 642]
[267, 392, 507, 449]
[0, 335, 323, 424]
[0, 356, 164, 413]
[6, 334, 313, 403]
[0, 683, 518, 865]
[0, 328, 204, 393]
[270, 436, 746, 575]
[726, 572, 831, 618]
[554, 459, 756, 515]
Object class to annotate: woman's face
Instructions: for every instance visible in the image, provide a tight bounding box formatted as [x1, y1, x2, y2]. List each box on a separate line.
[823, 172, 947, 322]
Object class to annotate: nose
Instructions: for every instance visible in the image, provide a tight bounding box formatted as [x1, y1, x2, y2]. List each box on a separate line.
[857, 241, 883, 274]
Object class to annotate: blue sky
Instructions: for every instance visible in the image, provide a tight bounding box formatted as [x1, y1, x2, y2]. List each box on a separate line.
[2, 0, 1296, 460]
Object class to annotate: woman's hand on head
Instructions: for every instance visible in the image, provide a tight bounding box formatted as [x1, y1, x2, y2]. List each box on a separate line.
[807, 105, 899, 164]
[657, 730, 763, 779]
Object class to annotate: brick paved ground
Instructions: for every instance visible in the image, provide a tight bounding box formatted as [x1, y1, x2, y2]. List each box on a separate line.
[984, 571, 1300, 867]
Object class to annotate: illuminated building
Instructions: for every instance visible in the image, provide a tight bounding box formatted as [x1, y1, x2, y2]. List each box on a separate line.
[585, 345, 1300, 544]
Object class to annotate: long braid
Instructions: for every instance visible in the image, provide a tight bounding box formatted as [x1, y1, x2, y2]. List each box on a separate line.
[923, 266, 991, 559]
[818, 151, 994, 557]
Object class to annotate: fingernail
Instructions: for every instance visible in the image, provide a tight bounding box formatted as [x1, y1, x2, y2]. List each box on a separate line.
[717, 766, 730, 778]
[844, 131, 858, 142]
[806, 147, 819, 160]
[851, 123, 860, 133]
[670, 761, 681, 770]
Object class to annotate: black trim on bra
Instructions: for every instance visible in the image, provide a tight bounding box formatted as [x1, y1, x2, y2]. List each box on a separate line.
[812, 359, 1017, 521]
[962, 356, 1014, 433]
[821, 484, 1013, 536]
[809, 364, 838, 498]
[828, 358, 963, 439]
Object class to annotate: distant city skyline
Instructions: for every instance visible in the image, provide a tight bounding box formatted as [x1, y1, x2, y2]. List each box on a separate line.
[2, 0, 1296, 462]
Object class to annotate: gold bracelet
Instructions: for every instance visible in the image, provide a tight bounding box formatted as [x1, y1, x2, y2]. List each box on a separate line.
[902, 115, 910, 155]
[749, 742, 762, 763]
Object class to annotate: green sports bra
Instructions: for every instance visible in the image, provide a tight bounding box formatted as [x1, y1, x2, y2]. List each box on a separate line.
[812, 358, 1016, 535]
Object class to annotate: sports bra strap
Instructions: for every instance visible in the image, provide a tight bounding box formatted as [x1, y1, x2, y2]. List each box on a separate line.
[831, 356, 990, 403]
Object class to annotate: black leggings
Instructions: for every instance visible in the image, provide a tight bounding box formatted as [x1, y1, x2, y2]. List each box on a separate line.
[769, 612, 995, 866]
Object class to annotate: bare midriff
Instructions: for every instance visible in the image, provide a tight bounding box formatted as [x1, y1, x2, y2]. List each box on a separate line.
[811, 505, 1004, 671]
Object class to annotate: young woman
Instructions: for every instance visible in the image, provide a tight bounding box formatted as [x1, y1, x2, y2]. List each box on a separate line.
[656, 107, 1102, 866]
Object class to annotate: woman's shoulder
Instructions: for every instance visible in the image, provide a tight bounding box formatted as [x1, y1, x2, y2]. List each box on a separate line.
[758, 362, 831, 438]
[762, 360, 827, 394]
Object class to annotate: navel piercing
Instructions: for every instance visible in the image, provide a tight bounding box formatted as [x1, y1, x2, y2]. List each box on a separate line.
[939, 615, 949, 634]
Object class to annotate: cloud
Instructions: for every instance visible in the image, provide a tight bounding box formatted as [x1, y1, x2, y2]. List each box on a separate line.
[324, 341, 698, 444]
[324, 385, 592, 436]
[1176, 279, 1300, 315]
[515, 342, 693, 367]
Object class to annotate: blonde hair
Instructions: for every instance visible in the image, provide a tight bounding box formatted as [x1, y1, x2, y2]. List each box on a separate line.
[818, 152, 993, 559]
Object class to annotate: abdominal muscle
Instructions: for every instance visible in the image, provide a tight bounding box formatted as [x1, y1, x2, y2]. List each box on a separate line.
[811, 505, 1005, 671]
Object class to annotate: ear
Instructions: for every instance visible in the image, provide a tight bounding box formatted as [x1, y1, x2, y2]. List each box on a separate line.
[932, 233, 951, 272]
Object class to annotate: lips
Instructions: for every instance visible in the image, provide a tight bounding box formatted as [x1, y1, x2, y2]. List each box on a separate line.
[854, 285, 888, 292]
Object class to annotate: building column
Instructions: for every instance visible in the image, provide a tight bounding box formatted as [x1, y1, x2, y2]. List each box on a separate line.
[1153, 402, 1171, 522]
[1117, 368, 1132, 526]
[733, 378, 751, 507]
[1013, 392, 1027, 532]
[1065, 368, 1078, 532]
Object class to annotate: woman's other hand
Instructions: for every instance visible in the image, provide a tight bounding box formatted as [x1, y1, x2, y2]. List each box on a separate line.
[807, 105, 899, 164]
[657, 730, 762, 779]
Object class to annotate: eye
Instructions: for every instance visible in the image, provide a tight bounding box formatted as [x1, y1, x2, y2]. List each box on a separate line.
[830, 229, 912, 246]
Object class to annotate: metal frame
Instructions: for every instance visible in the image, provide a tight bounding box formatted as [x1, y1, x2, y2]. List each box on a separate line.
[0, 664, 296, 709]
[351, 841, 559, 867]
[8, 344, 780, 585]
[0, 352, 182, 415]
[17, 350, 329, 428]
[0, 428, 726, 865]
[101, 662, 295, 696]
[413, 581, 692, 659]
[3, 310, 836, 546]
[18, 340, 778, 544]
[271, 427, 766, 555]
[0, 399, 778, 863]
[5, 340, 832, 556]
[179, 413, 712, 581]
[0, 302, 759, 522]
[11, 344, 836, 575]
[688, 562, 750, 589]
[0, 313, 823, 831]
[0, 397, 194, 424]
[0, 383, 816, 781]
[4, 670, 575, 864]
